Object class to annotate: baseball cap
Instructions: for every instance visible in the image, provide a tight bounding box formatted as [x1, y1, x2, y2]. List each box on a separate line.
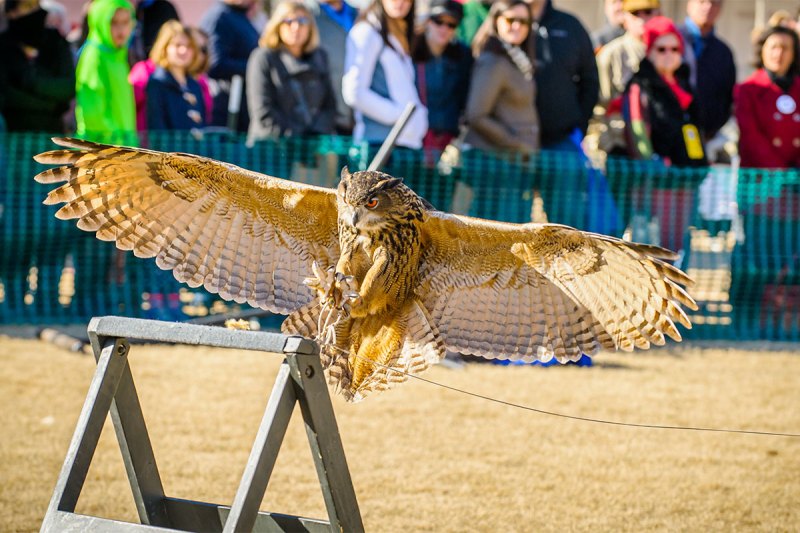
[429, 0, 463, 23]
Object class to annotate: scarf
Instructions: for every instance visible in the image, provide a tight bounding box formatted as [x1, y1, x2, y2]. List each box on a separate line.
[501, 41, 533, 80]
[663, 76, 693, 110]
[766, 69, 796, 93]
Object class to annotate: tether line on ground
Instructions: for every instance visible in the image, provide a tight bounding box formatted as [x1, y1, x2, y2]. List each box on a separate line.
[319, 337, 800, 438]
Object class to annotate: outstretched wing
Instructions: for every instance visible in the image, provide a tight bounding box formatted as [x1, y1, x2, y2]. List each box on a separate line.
[418, 212, 698, 363]
[34, 137, 340, 313]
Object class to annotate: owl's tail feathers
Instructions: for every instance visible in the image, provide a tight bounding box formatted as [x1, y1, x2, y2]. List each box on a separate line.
[346, 299, 446, 402]
[281, 299, 447, 402]
[282, 301, 321, 339]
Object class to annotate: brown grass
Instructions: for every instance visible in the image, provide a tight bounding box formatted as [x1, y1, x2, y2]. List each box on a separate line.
[1, 337, 799, 532]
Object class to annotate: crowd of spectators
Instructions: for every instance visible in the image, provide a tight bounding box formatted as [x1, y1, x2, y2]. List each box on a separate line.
[1, 0, 798, 323]
[0, 0, 799, 168]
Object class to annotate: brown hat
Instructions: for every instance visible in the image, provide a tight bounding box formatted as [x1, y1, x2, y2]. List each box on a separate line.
[623, 0, 660, 13]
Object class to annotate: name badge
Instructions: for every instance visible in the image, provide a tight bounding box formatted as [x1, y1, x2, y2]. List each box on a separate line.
[682, 124, 705, 160]
[777, 95, 797, 115]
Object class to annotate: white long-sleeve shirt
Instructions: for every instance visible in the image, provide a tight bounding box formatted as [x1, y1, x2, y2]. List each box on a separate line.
[342, 17, 428, 149]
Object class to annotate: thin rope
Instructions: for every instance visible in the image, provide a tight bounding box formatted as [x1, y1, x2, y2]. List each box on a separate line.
[313, 317, 800, 439]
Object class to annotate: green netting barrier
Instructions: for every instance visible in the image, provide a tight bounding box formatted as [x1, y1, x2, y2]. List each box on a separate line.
[1, 131, 797, 341]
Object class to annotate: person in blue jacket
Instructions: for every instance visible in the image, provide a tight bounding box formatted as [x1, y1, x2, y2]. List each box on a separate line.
[199, 0, 259, 132]
[146, 19, 206, 132]
[412, 0, 473, 151]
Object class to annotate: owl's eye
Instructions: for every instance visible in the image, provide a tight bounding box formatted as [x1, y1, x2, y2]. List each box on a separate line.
[365, 196, 379, 209]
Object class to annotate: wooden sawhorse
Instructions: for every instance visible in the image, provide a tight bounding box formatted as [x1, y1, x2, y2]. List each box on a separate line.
[40, 316, 363, 532]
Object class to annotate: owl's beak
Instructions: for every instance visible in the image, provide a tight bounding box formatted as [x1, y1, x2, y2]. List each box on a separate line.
[350, 210, 359, 226]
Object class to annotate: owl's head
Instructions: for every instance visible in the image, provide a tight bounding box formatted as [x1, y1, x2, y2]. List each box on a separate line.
[336, 167, 424, 231]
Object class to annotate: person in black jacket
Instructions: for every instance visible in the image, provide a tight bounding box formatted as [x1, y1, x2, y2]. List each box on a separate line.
[531, 0, 599, 150]
[678, 0, 735, 142]
[245, 0, 336, 143]
[0, 0, 75, 133]
[527, 0, 603, 232]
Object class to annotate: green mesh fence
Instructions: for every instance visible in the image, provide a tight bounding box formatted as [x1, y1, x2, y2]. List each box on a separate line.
[1, 132, 797, 341]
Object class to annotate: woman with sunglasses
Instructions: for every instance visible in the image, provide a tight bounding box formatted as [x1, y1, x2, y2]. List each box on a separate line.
[342, 0, 428, 149]
[245, 0, 336, 143]
[463, 0, 539, 153]
[622, 15, 705, 167]
[412, 0, 473, 152]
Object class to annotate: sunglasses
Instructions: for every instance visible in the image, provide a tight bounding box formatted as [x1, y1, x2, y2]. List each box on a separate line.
[631, 8, 655, 17]
[500, 16, 531, 26]
[282, 16, 309, 26]
[655, 46, 681, 54]
[431, 17, 458, 29]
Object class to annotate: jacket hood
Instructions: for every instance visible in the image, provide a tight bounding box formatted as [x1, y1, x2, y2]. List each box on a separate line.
[87, 0, 135, 50]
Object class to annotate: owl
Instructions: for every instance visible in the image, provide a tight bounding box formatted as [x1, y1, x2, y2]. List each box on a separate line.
[34, 138, 698, 402]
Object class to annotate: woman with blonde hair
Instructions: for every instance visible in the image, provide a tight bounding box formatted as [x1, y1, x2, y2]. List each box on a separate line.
[145, 19, 207, 131]
[245, 0, 336, 142]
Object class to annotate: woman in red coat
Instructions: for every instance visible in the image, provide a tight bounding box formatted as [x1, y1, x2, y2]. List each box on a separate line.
[732, 26, 800, 335]
[735, 26, 800, 169]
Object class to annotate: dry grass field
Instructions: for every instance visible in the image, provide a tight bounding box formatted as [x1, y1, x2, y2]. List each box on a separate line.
[1, 335, 799, 532]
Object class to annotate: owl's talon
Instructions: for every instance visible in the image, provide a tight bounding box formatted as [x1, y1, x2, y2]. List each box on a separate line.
[305, 266, 361, 312]
[343, 291, 362, 311]
[305, 263, 340, 309]
[311, 261, 326, 280]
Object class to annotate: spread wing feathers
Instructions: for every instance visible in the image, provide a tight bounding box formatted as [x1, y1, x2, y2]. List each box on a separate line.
[34, 137, 340, 313]
[282, 299, 446, 402]
[419, 213, 698, 362]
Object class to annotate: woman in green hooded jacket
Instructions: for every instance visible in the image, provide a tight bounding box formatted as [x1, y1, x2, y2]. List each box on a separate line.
[75, 0, 137, 145]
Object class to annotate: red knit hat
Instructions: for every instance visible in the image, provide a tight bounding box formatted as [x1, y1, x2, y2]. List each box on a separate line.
[643, 16, 684, 55]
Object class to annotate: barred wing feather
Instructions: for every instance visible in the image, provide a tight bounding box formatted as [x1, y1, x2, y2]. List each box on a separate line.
[418, 212, 698, 363]
[34, 137, 340, 314]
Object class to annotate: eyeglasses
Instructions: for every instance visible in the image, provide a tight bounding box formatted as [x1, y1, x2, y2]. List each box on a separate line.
[631, 8, 655, 17]
[500, 16, 531, 26]
[282, 16, 309, 26]
[431, 17, 458, 29]
[655, 46, 681, 54]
